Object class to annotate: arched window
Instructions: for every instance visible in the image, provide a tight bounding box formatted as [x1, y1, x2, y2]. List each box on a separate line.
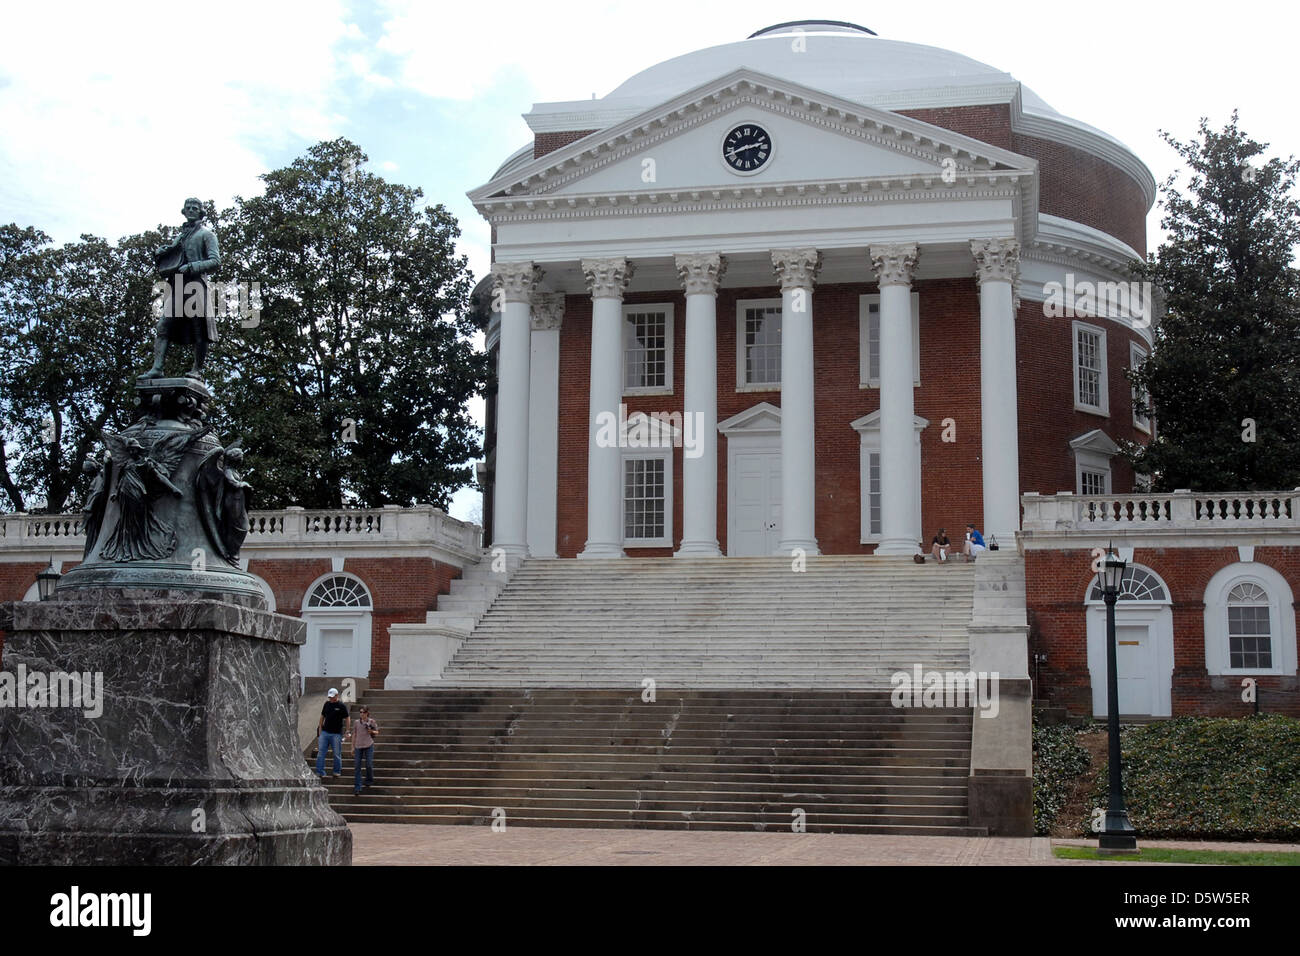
[1087, 565, 1169, 603]
[1203, 563, 1297, 677]
[306, 574, 372, 609]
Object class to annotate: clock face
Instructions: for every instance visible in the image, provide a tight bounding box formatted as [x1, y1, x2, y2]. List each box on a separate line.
[722, 124, 772, 174]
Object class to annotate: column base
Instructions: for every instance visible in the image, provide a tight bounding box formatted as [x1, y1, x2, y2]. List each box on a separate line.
[491, 542, 530, 560]
[578, 542, 626, 559]
[776, 538, 820, 557]
[675, 539, 722, 558]
[875, 536, 921, 556]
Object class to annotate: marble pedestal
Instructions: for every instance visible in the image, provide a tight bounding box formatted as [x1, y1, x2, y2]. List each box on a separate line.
[0, 593, 351, 865]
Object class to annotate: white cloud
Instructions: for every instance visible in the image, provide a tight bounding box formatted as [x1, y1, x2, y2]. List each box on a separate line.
[0, 0, 353, 241]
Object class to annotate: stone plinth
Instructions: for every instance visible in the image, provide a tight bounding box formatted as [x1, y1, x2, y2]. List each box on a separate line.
[0, 595, 351, 865]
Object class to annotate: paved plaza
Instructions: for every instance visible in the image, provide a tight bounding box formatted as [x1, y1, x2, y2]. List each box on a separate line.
[350, 824, 1300, 866]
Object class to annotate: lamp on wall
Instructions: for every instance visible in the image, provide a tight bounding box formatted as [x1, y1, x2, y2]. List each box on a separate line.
[36, 557, 61, 602]
[1095, 541, 1138, 853]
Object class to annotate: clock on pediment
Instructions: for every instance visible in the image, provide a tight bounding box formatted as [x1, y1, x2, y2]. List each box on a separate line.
[721, 122, 773, 175]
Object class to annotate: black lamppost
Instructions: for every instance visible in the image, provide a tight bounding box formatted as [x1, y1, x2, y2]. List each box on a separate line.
[1097, 543, 1138, 853]
[35, 557, 61, 602]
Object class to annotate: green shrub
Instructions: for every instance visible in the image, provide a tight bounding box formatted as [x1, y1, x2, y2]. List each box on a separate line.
[1087, 714, 1300, 839]
[1033, 723, 1091, 835]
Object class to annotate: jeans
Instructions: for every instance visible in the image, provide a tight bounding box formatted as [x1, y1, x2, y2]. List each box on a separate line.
[354, 745, 375, 792]
[316, 731, 343, 775]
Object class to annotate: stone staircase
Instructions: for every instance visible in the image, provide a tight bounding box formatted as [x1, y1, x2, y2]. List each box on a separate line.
[312, 556, 995, 835]
[436, 556, 975, 688]
[316, 688, 984, 835]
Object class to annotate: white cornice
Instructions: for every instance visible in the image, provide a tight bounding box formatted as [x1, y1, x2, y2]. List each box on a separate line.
[472, 69, 1038, 205]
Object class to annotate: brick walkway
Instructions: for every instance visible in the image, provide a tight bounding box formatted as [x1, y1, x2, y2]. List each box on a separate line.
[352, 824, 1066, 865]
[351, 824, 1300, 865]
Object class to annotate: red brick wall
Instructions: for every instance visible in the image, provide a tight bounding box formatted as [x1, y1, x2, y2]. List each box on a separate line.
[534, 130, 598, 159]
[900, 104, 1147, 254]
[552, 280, 1147, 557]
[1026, 547, 1300, 717]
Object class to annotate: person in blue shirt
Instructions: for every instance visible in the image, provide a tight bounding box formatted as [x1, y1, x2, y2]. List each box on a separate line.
[962, 523, 987, 561]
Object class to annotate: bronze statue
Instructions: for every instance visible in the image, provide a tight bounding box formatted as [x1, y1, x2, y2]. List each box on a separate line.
[142, 197, 220, 381]
[194, 441, 252, 563]
[99, 429, 206, 562]
[79, 454, 110, 560]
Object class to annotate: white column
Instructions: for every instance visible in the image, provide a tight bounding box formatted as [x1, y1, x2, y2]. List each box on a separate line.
[674, 253, 726, 557]
[972, 238, 1022, 546]
[527, 293, 564, 558]
[771, 248, 822, 556]
[489, 261, 542, 558]
[579, 257, 634, 559]
[871, 243, 921, 555]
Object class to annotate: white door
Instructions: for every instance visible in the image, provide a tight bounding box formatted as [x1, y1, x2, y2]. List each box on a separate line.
[1116, 624, 1152, 715]
[731, 450, 781, 556]
[320, 627, 355, 678]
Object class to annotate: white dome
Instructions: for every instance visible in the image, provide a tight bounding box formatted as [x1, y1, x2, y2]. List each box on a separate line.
[605, 24, 1062, 118]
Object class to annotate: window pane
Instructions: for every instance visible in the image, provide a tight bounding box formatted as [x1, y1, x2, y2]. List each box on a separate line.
[868, 303, 880, 382]
[624, 458, 666, 540]
[745, 307, 781, 385]
[1077, 328, 1101, 407]
[1227, 604, 1273, 669]
[625, 311, 667, 390]
[868, 451, 881, 536]
[1081, 470, 1106, 496]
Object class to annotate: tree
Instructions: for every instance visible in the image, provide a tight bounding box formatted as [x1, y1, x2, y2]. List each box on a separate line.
[0, 224, 160, 513]
[210, 138, 485, 509]
[1125, 112, 1300, 491]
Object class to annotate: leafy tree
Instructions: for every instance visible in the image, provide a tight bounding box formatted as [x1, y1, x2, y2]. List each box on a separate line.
[0, 224, 160, 512]
[1126, 112, 1300, 491]
[211, 138, 485, 509]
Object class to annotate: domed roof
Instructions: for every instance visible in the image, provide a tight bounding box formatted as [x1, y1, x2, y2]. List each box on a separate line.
[605, 22, 1062, 118]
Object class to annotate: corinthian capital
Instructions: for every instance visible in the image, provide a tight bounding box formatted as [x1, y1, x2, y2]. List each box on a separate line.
[581, 257, 635, 300]
[491, 261, 543, 305]
[530, 292, 565, 332]
[675, 252, 728, 296]
[869, 243, 920, 288]
[970, 238, 1021, 284]
[770, 248, 822, 290]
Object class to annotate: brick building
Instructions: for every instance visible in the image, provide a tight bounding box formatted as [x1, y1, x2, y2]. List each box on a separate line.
[472, 20, 1155, 564]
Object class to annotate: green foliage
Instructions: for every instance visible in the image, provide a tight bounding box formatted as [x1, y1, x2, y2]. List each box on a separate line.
[0, 137, 486, 513]
[210, 138, 486, 509]
[0, 224, 161, 512]
[1033, 722, 1091, 835]
[1054, 845, 1300, 865]
[1125, 112, 1300, 490]
[1088, 715, 1300, 839]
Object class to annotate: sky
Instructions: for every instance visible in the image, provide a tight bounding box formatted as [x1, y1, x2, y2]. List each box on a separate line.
[2, 0, 1296, 520]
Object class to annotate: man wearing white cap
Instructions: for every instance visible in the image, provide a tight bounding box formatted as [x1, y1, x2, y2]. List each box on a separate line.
[315, 688, 351, 777]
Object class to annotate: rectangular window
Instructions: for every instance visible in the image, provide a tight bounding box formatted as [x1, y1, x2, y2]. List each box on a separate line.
[623, 457, 667, 543]
[1073, 321, 1108, 415]
[867, 451, 882, 537]
[1228, 606, 1273, 669]
[1080, 469, 1108, 497]
[623, 305, 673, 394]
[736, 299, 782, 390]
[859, 294, 921, 388]
[1131, 342, 1151, 433]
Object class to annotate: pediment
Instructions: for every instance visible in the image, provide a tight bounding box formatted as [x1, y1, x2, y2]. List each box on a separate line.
[469, 69, 1036, 211]
[718, 401, 781, 435]
[1069, 428, 1119, 456]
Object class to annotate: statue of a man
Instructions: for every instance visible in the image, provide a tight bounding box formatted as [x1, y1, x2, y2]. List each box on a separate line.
[142, 197, 221, 380]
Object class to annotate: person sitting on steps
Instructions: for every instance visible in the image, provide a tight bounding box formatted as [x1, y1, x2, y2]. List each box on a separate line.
[931, 528, 952, 562]
[962, 523, 987, 561]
